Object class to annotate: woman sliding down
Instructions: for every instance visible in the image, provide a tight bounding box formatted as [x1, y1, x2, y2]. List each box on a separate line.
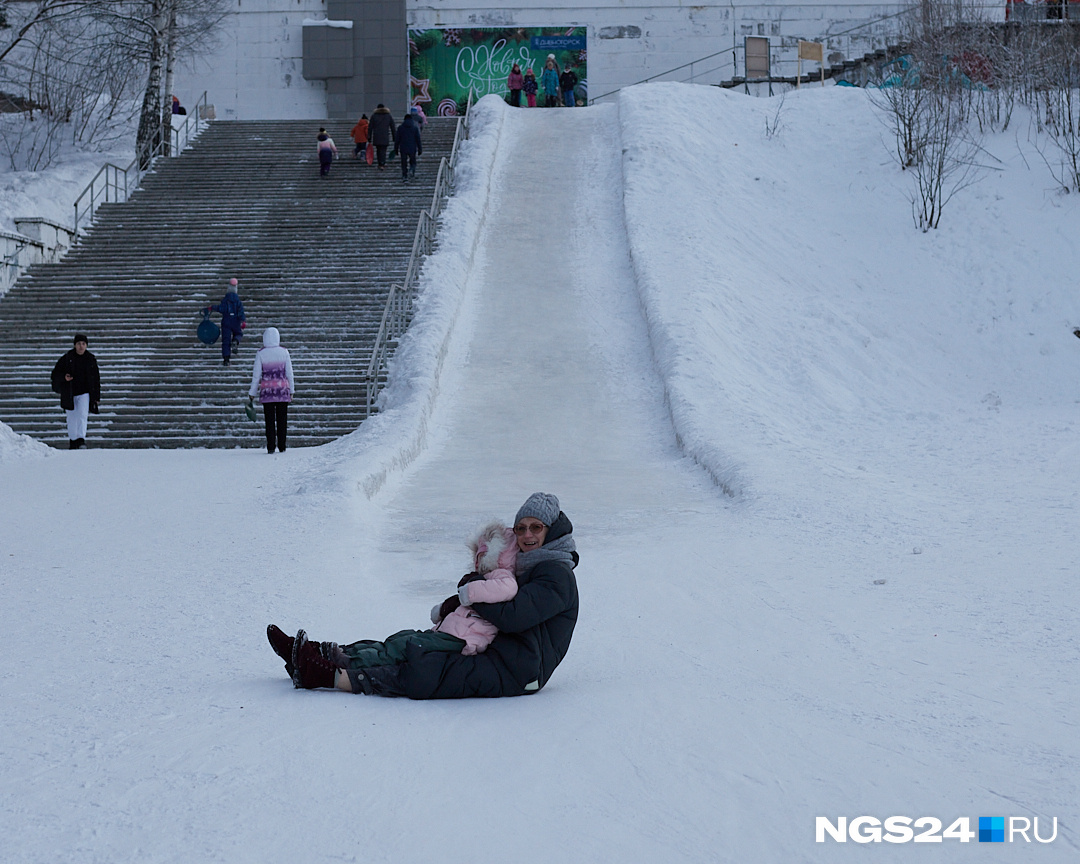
[266, 493, 579, 699]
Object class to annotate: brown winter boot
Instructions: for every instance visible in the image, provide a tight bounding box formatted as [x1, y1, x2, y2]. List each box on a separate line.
[293, 641, 339, 689]
[266, 624, 294, 663]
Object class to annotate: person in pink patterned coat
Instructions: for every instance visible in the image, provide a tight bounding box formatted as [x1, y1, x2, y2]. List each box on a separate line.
[248, 326, 295, 454]
[431, 521, 518, 655]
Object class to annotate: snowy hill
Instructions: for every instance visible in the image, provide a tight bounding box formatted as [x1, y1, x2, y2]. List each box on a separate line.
[1, 86, 1077, 862]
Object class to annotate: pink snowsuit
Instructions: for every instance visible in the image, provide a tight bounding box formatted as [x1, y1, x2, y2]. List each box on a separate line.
[434, 526, 518, 655]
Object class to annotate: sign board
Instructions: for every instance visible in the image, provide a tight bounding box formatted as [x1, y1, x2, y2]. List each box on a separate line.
[797, 40, 825, 87]
[744, 37, 770, 79]
[798, 40, 823, 62]
[409, 27, 588, 115]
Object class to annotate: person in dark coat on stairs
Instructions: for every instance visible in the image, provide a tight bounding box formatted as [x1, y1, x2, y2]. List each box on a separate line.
[267, 492, 580, 699]
[206, 277, 246, 365]
[50, 333, 100, 449]
[396, 110, 423, 181]
[367, 104, 396, 170]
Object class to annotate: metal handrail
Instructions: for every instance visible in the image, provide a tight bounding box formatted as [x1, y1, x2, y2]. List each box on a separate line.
[73, 162, 129, 234]
[588, 4, 945, 102]
[365, 281, 401, 410]
[591, 49, 736, 102]
[73, 91, 209, 235]
[361, 88, 474, 416]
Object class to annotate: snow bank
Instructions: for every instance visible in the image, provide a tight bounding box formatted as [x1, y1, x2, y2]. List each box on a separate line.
[0, 420, 51, 462]
[0, 115, 136, 236]
[320, 95, 507, 498]
[619, 82, 1080, 520]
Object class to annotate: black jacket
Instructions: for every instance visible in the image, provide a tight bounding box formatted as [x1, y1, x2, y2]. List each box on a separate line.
[50, 349, 101, 411]
[401, 512, 580, 699]
[368, 107, 397, 147]
[395, 115, 422, 156]
[559, 69, 578, 91]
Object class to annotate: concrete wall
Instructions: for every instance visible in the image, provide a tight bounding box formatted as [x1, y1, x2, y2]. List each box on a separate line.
[1, 219, 75, 296]
[174, 0, 912, 119]
[177, 0, 329, 120]
[325, 0, 409, 119]
[409, 1, 912, 101]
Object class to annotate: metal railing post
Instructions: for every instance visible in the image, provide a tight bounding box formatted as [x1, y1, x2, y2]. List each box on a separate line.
[361, 89, 473, 416]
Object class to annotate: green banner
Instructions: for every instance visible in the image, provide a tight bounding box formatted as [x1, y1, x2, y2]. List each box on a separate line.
[410, 27, 588, 115]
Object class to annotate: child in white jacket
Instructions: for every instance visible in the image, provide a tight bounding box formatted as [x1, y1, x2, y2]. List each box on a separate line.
[248, 326, 295, 454]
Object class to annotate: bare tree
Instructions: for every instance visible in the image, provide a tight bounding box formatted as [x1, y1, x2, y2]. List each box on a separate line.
[127, 0, 227, 165]
[0, 2, 142, 168]
[1026, 30, 1080, 193]
[907, 91, 986, 230]
[870, 0, 996, 230]
[0, 0, 226, 170]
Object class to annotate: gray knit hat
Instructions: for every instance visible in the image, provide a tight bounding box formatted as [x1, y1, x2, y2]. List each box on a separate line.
[515, 492, 560, 527]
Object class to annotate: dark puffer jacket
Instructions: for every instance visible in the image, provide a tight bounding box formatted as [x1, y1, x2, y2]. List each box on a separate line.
[368, 107, 397, 147]
[400, 512, 579, 699]
[395, 115, 423, 156]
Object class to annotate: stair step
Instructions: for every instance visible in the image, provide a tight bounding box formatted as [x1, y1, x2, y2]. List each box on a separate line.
[0, 117, 463, 448]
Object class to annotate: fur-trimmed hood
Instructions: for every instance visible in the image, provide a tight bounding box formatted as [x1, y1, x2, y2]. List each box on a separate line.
[468, 521, 517, 574]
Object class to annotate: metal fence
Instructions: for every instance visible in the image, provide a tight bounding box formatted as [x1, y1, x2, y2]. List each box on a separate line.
[362, 90, 474, 415]
[73, 92, 210, 235]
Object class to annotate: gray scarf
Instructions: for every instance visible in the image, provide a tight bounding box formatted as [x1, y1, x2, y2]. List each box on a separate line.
[515, 533, 577, 578]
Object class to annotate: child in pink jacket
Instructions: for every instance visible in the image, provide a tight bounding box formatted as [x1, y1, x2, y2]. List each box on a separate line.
[431, 521, 518, 655]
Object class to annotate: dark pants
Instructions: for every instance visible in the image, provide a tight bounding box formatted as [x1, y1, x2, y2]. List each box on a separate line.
[221, 320, 242, 359]
[400, 151, 417, 178]
[509, 89, 521, 107]
[263, 402, 288, 453]
[353, 142, 366, 157]
[563, 89, 575, 107]
[336, 629, 466, 696]
[375, 144, 388, 166]
[545, 93, 559, 107]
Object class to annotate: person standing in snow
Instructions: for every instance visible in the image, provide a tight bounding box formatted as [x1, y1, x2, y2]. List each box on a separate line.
[50, 333, 100, 449]
[350, 114, 369, 160]
[248, 326, 294, 454]
[559, 65, 578, 107]
[507, 62, 524, 107]
[267, 492, 579, 699]
[523, 67, 539, 108]
[316, 128, 337, 176]
[368, 104, 397, 170]
[396, 109, 423, 182]
[541, 55, 560, 107]
[206, 277, 246, 366]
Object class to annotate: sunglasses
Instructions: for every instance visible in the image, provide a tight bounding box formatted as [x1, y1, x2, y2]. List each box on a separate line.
[514, 523, 546, 536]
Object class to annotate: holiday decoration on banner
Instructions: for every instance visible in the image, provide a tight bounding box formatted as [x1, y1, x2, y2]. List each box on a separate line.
[410, 27, 588, 113]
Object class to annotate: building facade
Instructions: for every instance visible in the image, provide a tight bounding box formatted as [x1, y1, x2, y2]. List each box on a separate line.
[176, 0, 913, 120]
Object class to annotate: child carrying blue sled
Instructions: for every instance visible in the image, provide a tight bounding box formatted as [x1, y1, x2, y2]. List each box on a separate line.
[206, 277, 247, 366]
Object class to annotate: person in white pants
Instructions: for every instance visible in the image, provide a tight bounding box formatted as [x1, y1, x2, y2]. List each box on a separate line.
[67, 393, 90, 442]
[50, 333, 101, 449]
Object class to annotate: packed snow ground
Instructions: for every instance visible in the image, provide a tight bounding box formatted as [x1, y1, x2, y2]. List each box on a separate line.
[1, 86, 1079, 862]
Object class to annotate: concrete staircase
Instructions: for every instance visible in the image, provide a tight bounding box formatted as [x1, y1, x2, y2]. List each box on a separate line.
[0, 117, 456, 448]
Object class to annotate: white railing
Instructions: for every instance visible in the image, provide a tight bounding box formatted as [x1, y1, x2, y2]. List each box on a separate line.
[363, 89, 474, 415]
[73, 91, 210, 235]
